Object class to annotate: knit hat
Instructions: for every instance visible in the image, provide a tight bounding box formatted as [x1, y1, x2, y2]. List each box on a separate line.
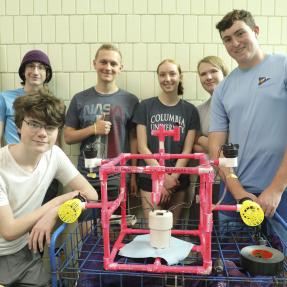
[18, 50, 52, 83]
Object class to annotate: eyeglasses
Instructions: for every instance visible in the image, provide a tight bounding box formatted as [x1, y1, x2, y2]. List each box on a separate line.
[23, 119, 58, 134]
[26, 63, 46, 71]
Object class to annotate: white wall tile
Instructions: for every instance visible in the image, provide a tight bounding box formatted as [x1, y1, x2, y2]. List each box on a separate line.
[84, 71, 96, 88]
[48, 0, 62, 15]
[189, 44, 204, 72]
[34, 0, 47, 15]
[76, 0, 90, 14]
[14, 16, 27, 43]
[0, 46, 7, 72]
[147, 44, 161, 71]
[204, 44, 218, 56]
[134, 0, 147, 14]
[1, 73, 16, 90]
[273, 45, 287, 54]
[177, 0, 190, 15]
[119, 44, 133, 71]
[0, 17, 13, 43]
[90, 0, 105, 14]
[155, 15, 169, 42]
[42, 16, 56, 43]
[175, 44, 189, 71]
[212, 16, 223, 43]
[232, 0, 247, 10]
[84, 16, 98, 43]
[62, 45, 76, 71]
[7, 45, 20, 72]
[133, 43, 147, 71]
[183, 72, 196, 100]
[28, 16, 42, 43]
[76, 44, 90, 71]
[48, 44, 62, 72]
[126, 71, 140, 97]
[282, 17, 287, 44]
[219, 0, 233, 15]
[198, 16, 212, 43]
[184, 15, 197, 43]
[205, 0, 219, 15]
[170, 15, 183, 43]
[97, 15, 111, 42]
[56, 16, 70, 43]
[268, 17, 282, 44]
[140, 72, 155, 100]
[148, 0, 161, 14]
[112, 15, 126, 43]
[141, 15, 155, 42]
[127, 15, 140, 42]
[190, 0, 204, 15]
[119, 0, 133, 14]
[62, 0, 76, 14]
[0, 0, 5, 15]
[261, 0, 274, 15]
[6, 0, 19, 15]
[105, 0, 118, 14]
[161, 43, 176, 60]
[256, 16, 268, 44]
[275, 0, 287, 16]
[162, 0, 176, 14]
[247, 0, 261, 15]
[0, 0, 285, 130]
[70, 16, 84, 43]
[117, 71, 126, 89]
[20, 0, 33, 15]
[56, 73, 70, 101]
[69, 73, 84, 98]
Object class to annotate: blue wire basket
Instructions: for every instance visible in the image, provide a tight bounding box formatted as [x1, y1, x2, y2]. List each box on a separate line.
[50, 215, 287, 287]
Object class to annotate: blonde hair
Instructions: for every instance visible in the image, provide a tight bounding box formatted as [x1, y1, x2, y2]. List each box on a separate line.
[197, 56, 229, 77]
[95, 43, 122, 61]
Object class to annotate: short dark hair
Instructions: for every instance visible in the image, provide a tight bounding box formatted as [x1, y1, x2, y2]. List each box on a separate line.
[157, 59, 184, 95]
[95, 44, 122, 61]
[216, 10, 256, 34]
[13, 87, 66, 129]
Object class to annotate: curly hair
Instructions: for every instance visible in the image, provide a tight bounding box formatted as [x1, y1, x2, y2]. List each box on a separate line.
[216, 10, 256, 34]
[13, 87, 66, 129]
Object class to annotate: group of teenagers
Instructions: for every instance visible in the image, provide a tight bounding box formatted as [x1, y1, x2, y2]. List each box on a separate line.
[1, 9, 287, 286]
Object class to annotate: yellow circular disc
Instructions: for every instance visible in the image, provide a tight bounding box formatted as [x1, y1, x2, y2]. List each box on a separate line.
[58, 199, 82, 223]
[240, 200, 264, 226]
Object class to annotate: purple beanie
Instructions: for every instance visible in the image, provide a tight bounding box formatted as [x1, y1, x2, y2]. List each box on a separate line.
[18, 50, 52, 83]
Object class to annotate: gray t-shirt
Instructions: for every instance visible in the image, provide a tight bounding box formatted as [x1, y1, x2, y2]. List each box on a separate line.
[65, 87, 139, 184]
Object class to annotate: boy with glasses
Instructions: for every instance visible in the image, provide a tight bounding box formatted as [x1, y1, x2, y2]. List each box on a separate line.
[0, 49, 52, 146]
[0, 88, 98, 286]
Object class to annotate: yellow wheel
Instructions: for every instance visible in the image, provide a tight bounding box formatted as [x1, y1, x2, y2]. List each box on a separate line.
[58, 198, 83, 223]
[239, 200, 264, 226]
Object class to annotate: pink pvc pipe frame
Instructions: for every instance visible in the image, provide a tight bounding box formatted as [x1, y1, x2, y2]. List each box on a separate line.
[84, 124, 237, 274]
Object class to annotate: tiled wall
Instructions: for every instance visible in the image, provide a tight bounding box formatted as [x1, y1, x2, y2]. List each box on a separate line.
[1, 0, 286, 271]
[1, 0, 287, 160]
